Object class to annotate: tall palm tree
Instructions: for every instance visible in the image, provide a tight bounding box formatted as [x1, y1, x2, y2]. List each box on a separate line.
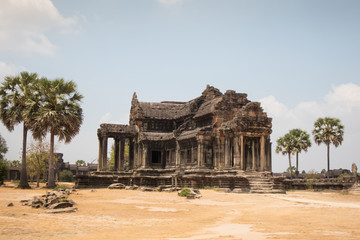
[0, 72, 39, 188]
[275, 133, 295, 179]
[290, 129, 312, 178]
[30, 78, 83, 188]
[312, 117, 344, 177]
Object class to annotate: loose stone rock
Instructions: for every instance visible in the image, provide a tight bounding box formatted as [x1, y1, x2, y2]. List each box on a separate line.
[108, 183, 126, 189]
[7, 203, 14, 207]
[46, 207, 78, 214]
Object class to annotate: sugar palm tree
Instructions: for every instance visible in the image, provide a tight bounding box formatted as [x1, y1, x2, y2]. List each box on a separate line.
[275, 133, 295, 179]
[290, 129, 312, 178]
[0, 72, 39, 188]
[30, 78, 83, 188]
[312, 117, 344, 177]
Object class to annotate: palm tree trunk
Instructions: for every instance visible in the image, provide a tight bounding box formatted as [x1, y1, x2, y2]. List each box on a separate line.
[47, 129, 56, 188]
[288, 152, 293, 179]
[296, 152, 299, 178]
[327, 143, 330, 178]
[19, 123, 30, 189]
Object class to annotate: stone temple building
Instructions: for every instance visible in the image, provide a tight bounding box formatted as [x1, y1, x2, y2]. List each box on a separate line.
[77, 86, 284, 193]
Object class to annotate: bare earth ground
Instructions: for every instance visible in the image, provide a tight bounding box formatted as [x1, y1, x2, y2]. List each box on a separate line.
[1, 183, 360, 240]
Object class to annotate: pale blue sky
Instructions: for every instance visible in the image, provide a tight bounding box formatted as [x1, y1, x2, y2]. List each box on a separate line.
[0, 0, 359, 172]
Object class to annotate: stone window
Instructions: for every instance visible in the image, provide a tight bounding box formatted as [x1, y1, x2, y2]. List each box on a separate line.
[186, 149, 192, 163]
[151, 151, 161, 164]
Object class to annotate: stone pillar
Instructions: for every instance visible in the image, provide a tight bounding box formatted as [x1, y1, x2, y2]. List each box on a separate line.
[137, 139, 141, 168]
[114, 138, 120, 171]
[142, 143, 148, 168]
[240, 135, 244, 170]
[260, 135, 266, 172]
[234, 134, 241, 169]
[252, 139, 256, 171]
[175, 141, 180, 168]
[197, 138, 204, 168]
[134, 141, 138, 169]
[214, 136, 220, 169]
[129, 139, 134, 170]
[120, 139, 125, 170]
[98, 136, 103, 171]
[102, 136, 108, 171]
[224, 135, 231, 168]
[219, 136, 225, 169]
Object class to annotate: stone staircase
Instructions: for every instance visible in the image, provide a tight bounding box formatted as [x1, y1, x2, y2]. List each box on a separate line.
[245, 172, 285, 194]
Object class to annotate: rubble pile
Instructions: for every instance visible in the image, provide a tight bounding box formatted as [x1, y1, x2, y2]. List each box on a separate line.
[21, 188, 77, 213]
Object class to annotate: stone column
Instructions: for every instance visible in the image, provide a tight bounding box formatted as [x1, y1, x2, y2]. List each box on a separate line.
[142, 143, 148, 169]
[224, 135, 231, 169]
[175, 141, 180, 168]
[134, 141, 138, 169]
[234, 134, 241, 169]
[214, 136, 220, 169]
[98, 136, 103, 171]
[102, 136, 108, 171]
[120, 139, 125, 170]
[260, 135, 266, 172]
[197, 138, 204, 168]
[114, 138, 120, 171]
[240, 135, 244, 170]
[252, 138, 256, 171]
[137, 139, 141, 168]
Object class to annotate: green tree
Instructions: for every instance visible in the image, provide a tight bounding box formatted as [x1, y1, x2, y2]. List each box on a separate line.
[75, 160, 86, 166]
[312, 117, 344, 176]
[0, 134, 9, 185]
[8, 160, 21, 168]
[286, 166, 296, 178]
[59, 170, 73, 182]
[26, 140, 50, 187]
[30, 78, 83, 188]
[290, 129, 312, 178]
[0, 72, 39, 188]
[276, 133, 295, 179]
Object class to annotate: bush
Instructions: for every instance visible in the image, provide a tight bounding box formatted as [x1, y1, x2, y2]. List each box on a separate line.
[179, 187, 192, 197]
[305, 169, 320, 179]
[0, 158, 9, 185]
[59, 170, 73, 182]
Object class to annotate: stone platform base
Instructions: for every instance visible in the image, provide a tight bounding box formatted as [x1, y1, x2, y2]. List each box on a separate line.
[75, 169, 285, 194]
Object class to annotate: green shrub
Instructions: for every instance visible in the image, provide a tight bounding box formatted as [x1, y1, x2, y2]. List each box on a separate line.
[305, 169, 320, 179]
[59, 170, 73, 182]
[0, 158, 9, 185]
[338, 173, 351, 179]
[179, 187, 192, 197]
[305, 180, 314, 189]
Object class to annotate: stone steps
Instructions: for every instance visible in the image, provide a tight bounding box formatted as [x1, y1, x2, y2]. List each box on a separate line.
[246, 173, 285, 194]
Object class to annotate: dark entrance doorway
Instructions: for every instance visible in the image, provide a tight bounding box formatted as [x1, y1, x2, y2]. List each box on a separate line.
[151, 151, 161, 164]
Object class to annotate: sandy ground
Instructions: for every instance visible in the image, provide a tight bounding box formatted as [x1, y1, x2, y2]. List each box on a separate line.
[1, 183, 360, 240]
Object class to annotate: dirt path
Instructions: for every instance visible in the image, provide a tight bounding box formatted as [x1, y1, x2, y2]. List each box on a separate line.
[1, 187, 359, 240]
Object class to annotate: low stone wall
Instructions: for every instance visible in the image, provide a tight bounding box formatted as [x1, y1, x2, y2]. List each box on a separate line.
[283, 177, 357, 191]
[75, 170, 285, 193]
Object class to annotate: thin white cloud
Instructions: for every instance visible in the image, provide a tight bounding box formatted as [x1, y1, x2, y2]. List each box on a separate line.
[99, 112, 129, 124]
[0, 61, 27, 80]
[0, 0, 77, 56]
[260, 83, 360, 172]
